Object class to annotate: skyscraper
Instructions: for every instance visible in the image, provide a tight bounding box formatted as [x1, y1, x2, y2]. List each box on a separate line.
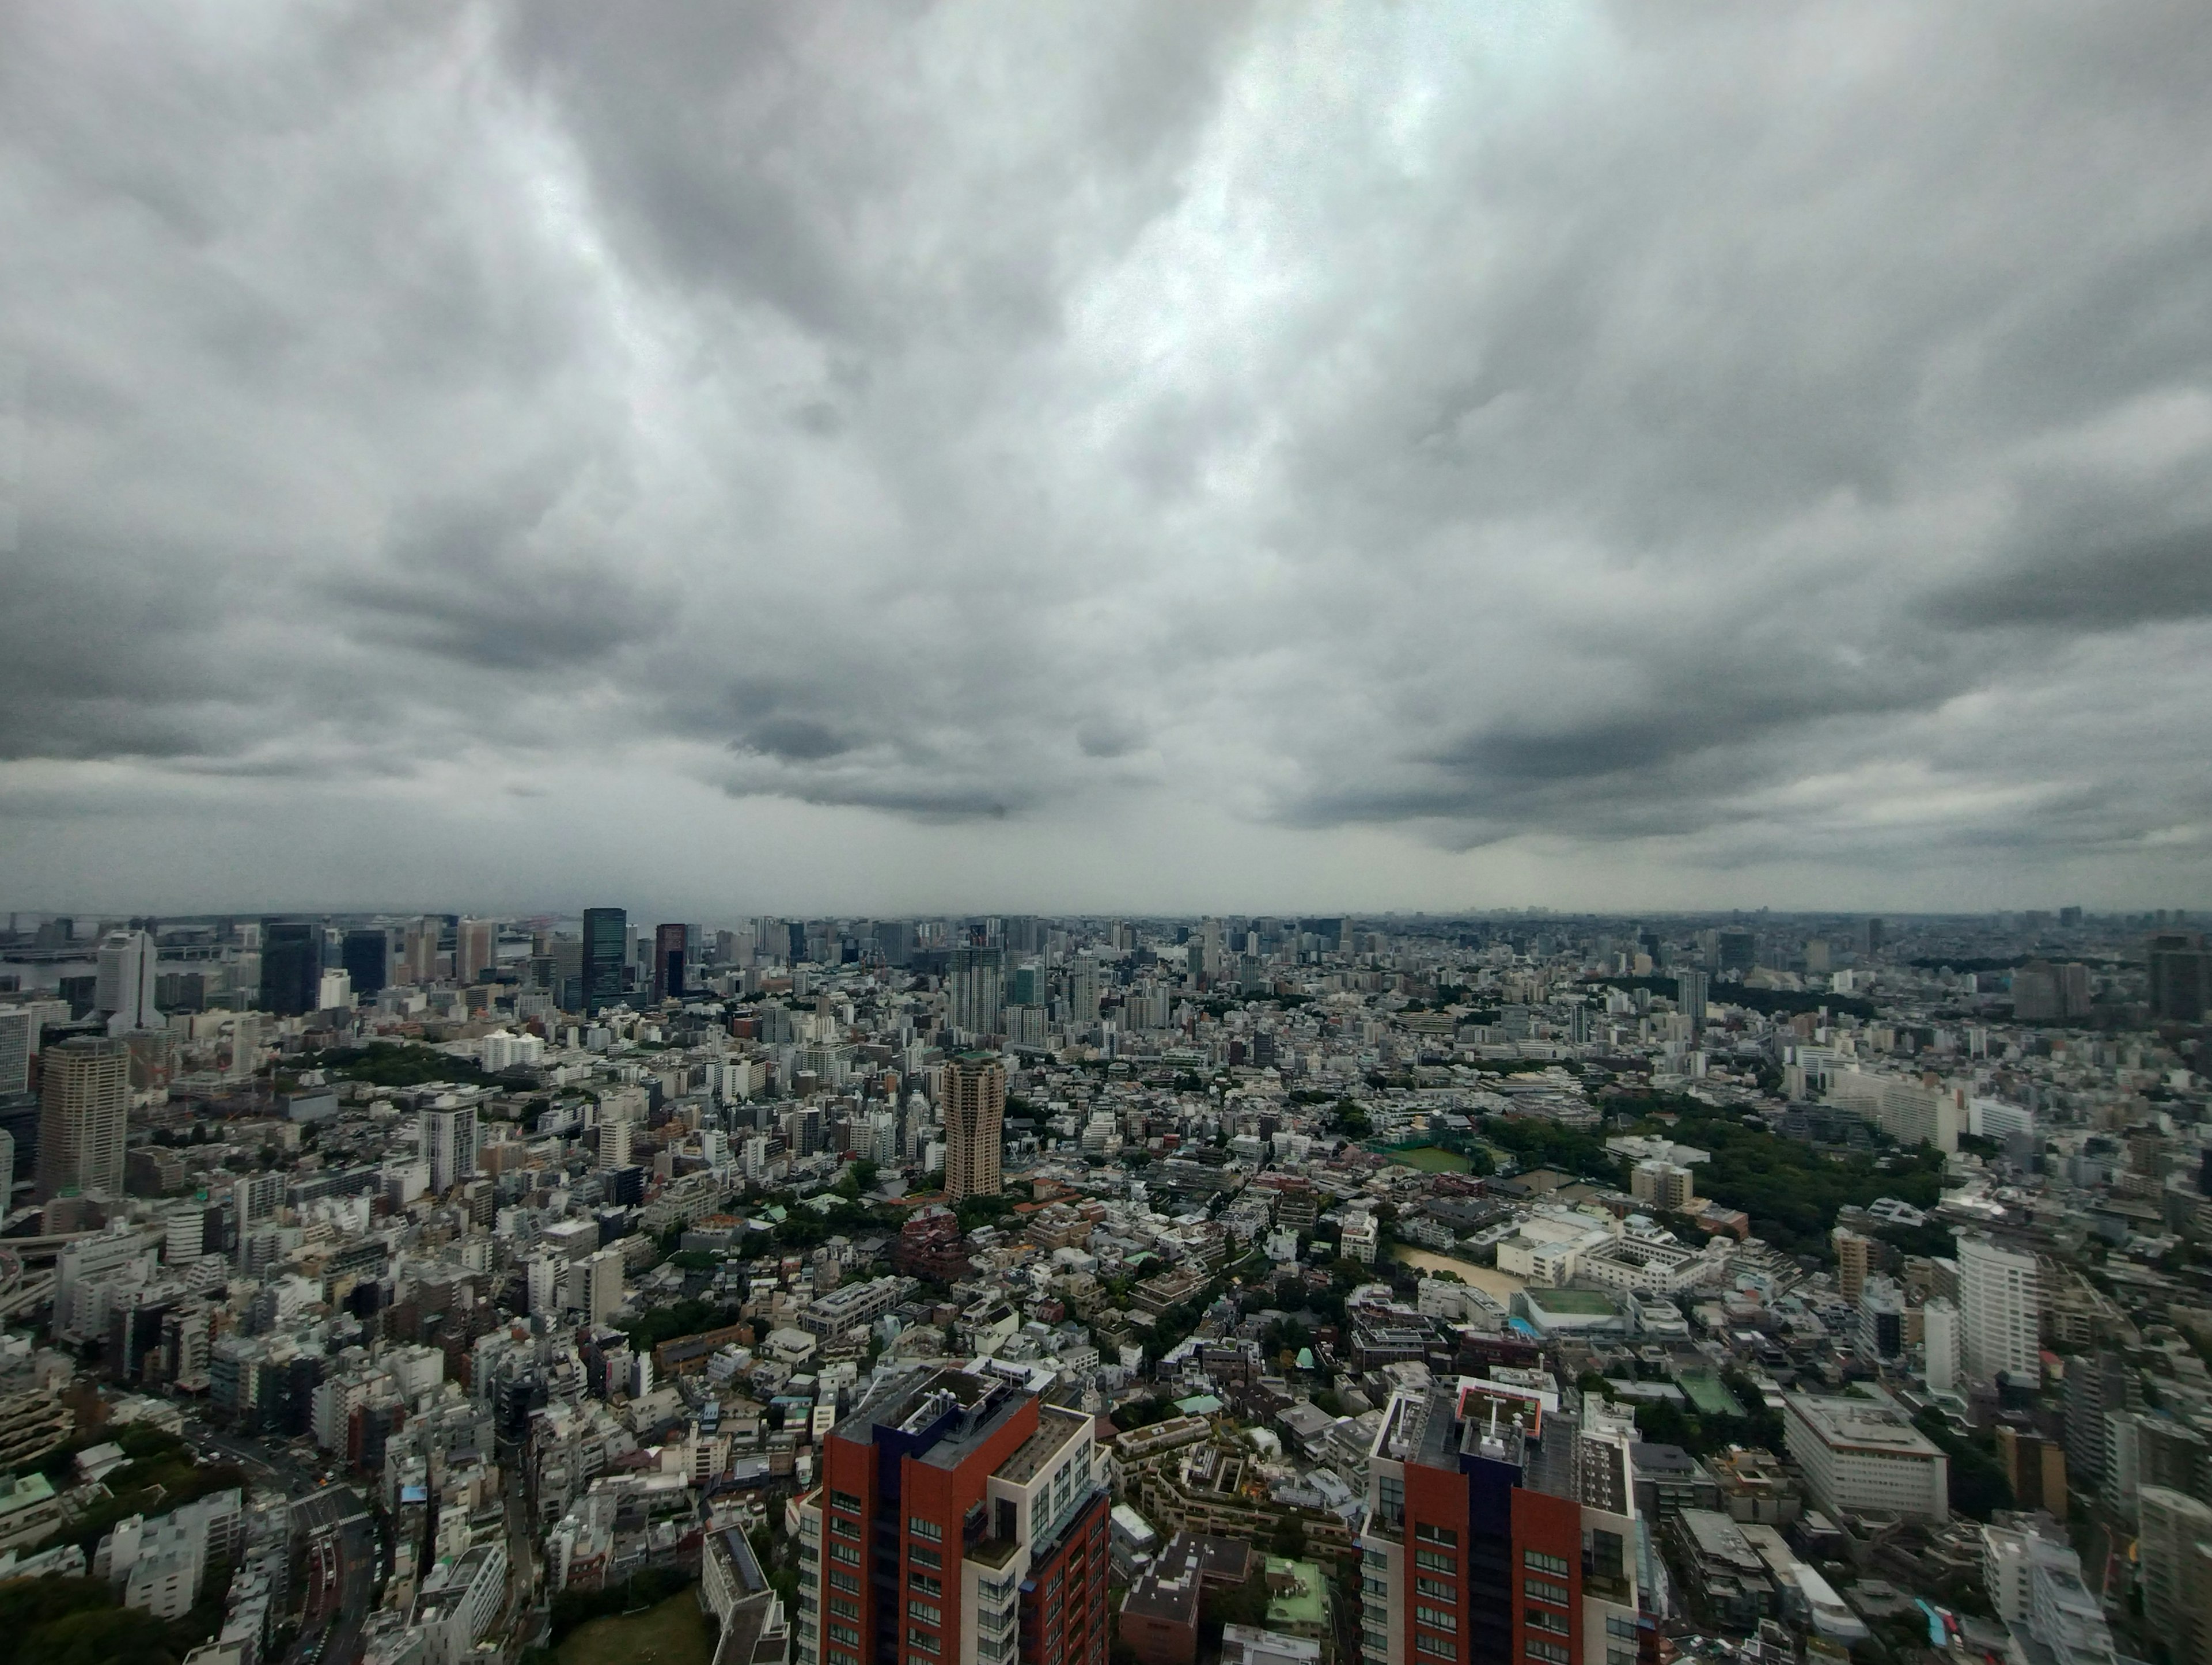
[948, 946, 1005, 1038]
[402, 916, 440, 984]
[797, 1364, 1108, 1665]
[942, 1053, 1004, 1202]
[653, 922, 688, 1003]
[1674, 967, 1708, 1029]
[36, 1036, 129, 1200]
[581, 908, 627, 1014]
[257, 919, 321, 1017]
[457, 917, 496, 983]
[341, 928, 391, 999]
[1957, 1230, 2041, 1385]
[0, 1007, 31, 1097]
[420, 1100, 479, 1194]
[2148, 935, 2212, 1023]
[94, 929, 161, 1033]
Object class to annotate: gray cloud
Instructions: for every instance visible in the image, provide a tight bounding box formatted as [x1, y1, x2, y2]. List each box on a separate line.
[3, 0, 2212, 909]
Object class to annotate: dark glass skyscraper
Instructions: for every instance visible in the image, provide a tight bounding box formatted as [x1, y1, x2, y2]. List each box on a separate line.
[259, 919, 321, 1016]
[581, 907, 627, 1014]
[341, 928, 391, 999]
[653, 921, 687, 1003]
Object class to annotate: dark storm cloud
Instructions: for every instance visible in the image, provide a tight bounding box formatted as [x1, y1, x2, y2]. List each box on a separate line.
[4, 0, 2212, 902]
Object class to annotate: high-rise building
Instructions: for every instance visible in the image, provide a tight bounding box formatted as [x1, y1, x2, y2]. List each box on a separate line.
[2138, 1489, 2212, 1665]
[36, 1037, 129, 1201]
[1956, 1231, 2042, 1386]
[2147, 936, 2212, 1023]
[457, 917, 496, 983]
[1715, 930, 1756, 977]
[948, 946, 1005, 1039]
[1923, 1297, 1961, 1398]
[1068, 951, 1104, 1027]
[581, 908, 627, 1014]
[340, 928, 391, 999]
[402, 917, 440, 985]
[1832, 1226, 1874, 1303]
[257, 919, 321, 1017]
[1674, 968, 1708, 1029]
[0, 1008, 31, 1097]
[2063, 1351, 2139, 1496]
[1865, 917, 1887, 955]
[597, 1120, 632, 1172]
[796, 1363, 1108, 1665]
[653, 923, 688, 1004]
[1362, 1382, 1645, 1665]
[942, 1054, 1005, 1203]
[94, 930, 160, 1032]
[420, 1101, 479, 1194]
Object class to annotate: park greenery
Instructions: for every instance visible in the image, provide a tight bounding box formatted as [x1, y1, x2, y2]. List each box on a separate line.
[295, 1041, 488, 1087]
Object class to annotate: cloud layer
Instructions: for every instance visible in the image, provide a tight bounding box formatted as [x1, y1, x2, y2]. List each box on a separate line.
[4, 0, 2211, 912]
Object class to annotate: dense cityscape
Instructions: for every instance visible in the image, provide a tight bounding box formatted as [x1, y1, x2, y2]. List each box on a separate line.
[0, 906, 2207, 1665]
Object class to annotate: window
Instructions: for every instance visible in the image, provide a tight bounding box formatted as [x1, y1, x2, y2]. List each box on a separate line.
[1416, 1576, 1455, 1600]
[1363, 1579, 1389, 1600]
[910, 1545, 942, 1570]
[1378, 1475, 1406, 1527]
[1609, 1651, 1637, 1665]
[830, 1571, 859, 1594]
[1523, 1550, 1570, 1577]
[1416, 1607, 1458, 1633]
[1525, 1610, 1569, 1635]
[831, 1490, 863, 1513]
[830, 1543, 861, 1567]
[909, 1602, 942, 1625]
[1527, 1642, 1570, 1665]
[1416, 1549, 1457, 1575]
[828, 1626, 860, 1648]
[908, 1629, 941, 1654]
[830, 1517, 861, 1540]
[1363, 1548, 1391, 1569]
[1607, 1618, 1638, 1641]
[830, 1598, 861, 1620]
[1524, 1580, 1569, 1607]
[909, 1517, 943, 1542]
[1415, 1523, 1459, 1546]
[1415, 1636, 1455, 1659]
[910, 1572, 942, 1597]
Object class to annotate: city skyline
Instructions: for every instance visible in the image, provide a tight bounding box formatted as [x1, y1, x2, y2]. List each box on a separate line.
[5, 4, 2212, 915]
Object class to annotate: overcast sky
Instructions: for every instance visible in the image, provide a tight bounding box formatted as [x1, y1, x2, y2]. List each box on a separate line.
[3, 1, 2210, 920]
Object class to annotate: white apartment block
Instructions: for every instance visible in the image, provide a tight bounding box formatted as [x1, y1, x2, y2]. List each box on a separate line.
[1783, 1391, 1949, 1523]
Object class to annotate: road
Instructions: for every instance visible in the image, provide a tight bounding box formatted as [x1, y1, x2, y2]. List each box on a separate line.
[177, 1421, 377, 1665]
[289, 1487, 376, 1665]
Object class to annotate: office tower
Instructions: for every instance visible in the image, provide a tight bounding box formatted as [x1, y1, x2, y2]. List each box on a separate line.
[257, 919, 320, 1017]
[797, 1364, 1108, 1665]
[948, 946, 1005, 1038]
[942, 1055, 1005, 1203]
[1832, 1226, 1874, 1303]
[2064, 1352, 2139, 1493]
[1068, 951, 1103, 1026]
[1715, 930, 1756, 976]
[340, 928, 391, 999]
[1783, 1391, 1950, 1521]
[2139, 1489, 2212, 1665]
[457, 917, 495, 983]
[1856, 1276, 1906, 1363]
[0, 1008, 29, 1095]
[653, 923, 687, 1003]
[1923, 1298, 1961, 1397]
[1994, 1425, 2067, 1519]
[2147, 936, 2212, 1023]
[1362, 1382, 1643, 1665]
[94, 930, 160, 1032]
[581, 908, 627, 1014]
[420, 1102, 479, 1194]
[1956, 1231, 2041, 1385]
[569, 1249, 624, 1325]
[36, 1037, 129, 1200]
[1010, 962, 1045, 1008]
[1865, 917, 1886, 955]
[1804, 938, 1831, 974]
[1674, 968, 1708, 1029]
[315, 970, 352, 1011]
[597, 1120, 632, 1172]
[402, 917, 439, 985]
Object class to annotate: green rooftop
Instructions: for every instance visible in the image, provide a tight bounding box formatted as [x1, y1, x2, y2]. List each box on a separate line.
[1521, 1287, 1620, 1315]
[1265, 1558, 1327, 1630]
[1677, 1371, 1746, 1419]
